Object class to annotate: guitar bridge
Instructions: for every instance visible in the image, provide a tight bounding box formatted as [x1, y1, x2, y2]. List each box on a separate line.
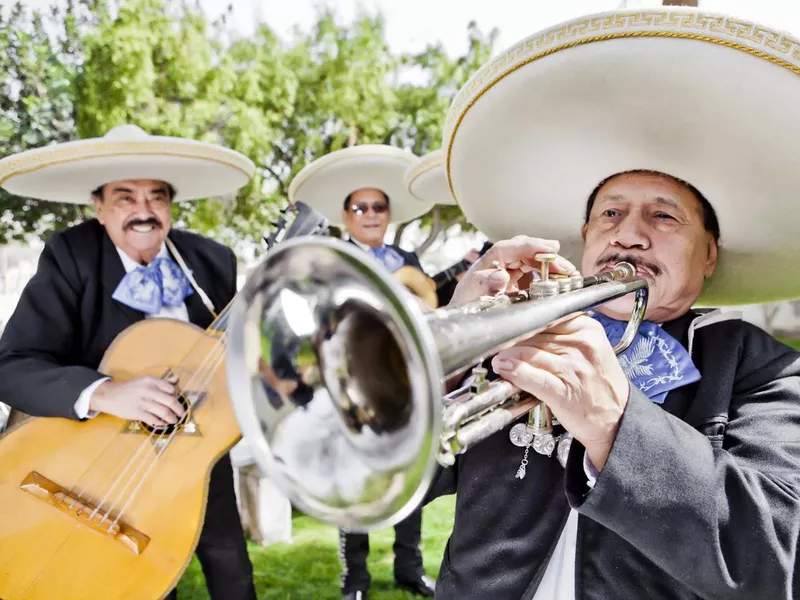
[20, 471, 150, 555]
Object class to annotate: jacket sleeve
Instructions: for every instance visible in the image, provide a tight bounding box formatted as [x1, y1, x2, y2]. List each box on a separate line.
[0, 234, 103, 419]
[565, 330, 800, 599]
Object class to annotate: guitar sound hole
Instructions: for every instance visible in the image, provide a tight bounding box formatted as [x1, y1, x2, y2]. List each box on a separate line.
[140, 391, 192, 435]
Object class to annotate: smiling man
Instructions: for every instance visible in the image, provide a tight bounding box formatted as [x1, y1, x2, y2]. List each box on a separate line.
[0, 124, 258, 600]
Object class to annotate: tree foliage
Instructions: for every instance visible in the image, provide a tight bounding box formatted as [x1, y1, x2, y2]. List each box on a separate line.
[0, 0, 496, 256]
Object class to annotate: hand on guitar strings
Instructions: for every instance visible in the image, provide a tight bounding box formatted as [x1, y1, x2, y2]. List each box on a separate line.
[90, 374, 185, 428]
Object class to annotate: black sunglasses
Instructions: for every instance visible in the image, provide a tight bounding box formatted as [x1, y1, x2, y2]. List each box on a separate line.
[350, 202, 388, 215]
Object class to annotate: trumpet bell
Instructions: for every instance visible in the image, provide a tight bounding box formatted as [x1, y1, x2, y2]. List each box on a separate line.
[226, 237, 443, 531]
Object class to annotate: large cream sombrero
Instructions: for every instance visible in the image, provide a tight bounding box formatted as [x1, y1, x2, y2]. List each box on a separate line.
[0, 124, 255, 203]
[289, 145, 434, 226]
[443, 7, 800, 306]
[404, 149, 456, 206]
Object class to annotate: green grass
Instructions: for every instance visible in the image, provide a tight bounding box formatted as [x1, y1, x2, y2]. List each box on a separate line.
[176, 496, 456, 599]
[780, 338, 800, 351]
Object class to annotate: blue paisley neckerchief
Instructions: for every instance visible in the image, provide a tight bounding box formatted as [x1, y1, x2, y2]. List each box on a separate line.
[112, 256, 194, 314]
[369, 246, 406, 272]
[591, 312, 701, 404]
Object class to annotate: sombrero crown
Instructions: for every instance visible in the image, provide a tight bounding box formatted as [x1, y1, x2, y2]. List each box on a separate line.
[0, 124, 255, 203]
[444, 7, 800, 306]
[404, 149, 456, 206]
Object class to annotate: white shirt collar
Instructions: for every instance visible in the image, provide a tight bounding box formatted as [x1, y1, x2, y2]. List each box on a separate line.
[115, 243, 169, 274]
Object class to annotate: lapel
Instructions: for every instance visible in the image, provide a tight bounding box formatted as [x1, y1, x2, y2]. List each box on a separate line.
[657, 311, 702, 420]
[166, 232, 216, 328]
[101, 231, 145, 326]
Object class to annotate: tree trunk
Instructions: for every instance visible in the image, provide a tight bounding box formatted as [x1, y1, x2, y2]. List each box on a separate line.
[415, 208, 443, 254]
[391, 221, 410, 246]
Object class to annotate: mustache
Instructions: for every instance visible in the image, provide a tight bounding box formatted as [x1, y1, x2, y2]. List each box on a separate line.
[124, 217, 162, 230]
[596, 253, 662, 277]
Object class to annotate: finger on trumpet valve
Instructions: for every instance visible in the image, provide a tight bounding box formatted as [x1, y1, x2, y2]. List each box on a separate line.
[533, 252, 557, 279]
[529, 253, 560, 298]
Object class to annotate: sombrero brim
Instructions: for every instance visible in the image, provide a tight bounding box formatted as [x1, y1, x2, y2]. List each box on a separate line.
[289, 145, 434, 226]
[0, 137, 255, 203]
[444, 8, 800, 306]
[404, 149, 456, 206]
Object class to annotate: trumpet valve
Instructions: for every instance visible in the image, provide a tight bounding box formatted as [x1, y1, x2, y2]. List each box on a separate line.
[534, 252, 557, 281]
[470, 366, 489, 395]
[529, 280, 559, 298]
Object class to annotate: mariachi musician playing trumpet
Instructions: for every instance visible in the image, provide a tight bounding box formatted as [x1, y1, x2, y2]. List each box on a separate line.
[228, 6, 800, 600]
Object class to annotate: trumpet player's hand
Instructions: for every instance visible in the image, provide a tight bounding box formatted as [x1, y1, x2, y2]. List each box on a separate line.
[448, 235, 576, 306]
[491, 314, 629, 471]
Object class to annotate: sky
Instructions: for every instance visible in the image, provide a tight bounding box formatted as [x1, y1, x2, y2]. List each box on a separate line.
[5, 0, 800, 59]
[3, 0, 800, 269]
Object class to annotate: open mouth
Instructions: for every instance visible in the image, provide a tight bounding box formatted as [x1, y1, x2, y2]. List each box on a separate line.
[130, 224, 157, 233]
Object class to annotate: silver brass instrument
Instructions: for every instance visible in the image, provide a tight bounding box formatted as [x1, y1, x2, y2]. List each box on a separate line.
[226, 236, 648, 531]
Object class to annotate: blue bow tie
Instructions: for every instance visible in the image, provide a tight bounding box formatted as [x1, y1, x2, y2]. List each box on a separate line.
[112, 256, 194, 314]
[369, 246, 405, 272]
[591, 313, 701, 404]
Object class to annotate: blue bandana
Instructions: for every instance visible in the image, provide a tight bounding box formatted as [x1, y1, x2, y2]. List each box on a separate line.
[369, 246, 406, 272]
[112, 256, 194, 314]
[592, 313, 701, 404]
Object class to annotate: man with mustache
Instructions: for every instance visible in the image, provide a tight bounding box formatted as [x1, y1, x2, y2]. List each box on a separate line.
[420, 7, 800, 600]
[0, 124, 258, 600]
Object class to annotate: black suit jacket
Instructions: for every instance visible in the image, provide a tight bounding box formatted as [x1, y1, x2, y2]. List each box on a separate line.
[430, 311, 800, 599]
[0, 219, 237, 420]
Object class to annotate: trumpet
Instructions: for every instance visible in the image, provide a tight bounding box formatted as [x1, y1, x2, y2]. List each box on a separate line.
[226, 237, 648, 531]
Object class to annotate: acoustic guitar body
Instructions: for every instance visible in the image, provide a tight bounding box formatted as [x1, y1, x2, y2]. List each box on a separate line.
[0, 319, 241, 600]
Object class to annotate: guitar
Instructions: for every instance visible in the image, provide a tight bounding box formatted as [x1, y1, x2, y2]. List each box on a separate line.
[431, 241, 493, 289]
[0, 203, 327, 600]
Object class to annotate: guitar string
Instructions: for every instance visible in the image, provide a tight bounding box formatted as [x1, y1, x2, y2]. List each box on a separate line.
[96, 345, 226, 526]
[70, 305, 234, 513]
[90, 339, 227, 525]
[104, 343, 228, 530]
[74, 338, 223, 514]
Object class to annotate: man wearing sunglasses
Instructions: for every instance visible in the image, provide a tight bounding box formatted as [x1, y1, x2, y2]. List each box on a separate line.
[341, 188, 425, 274]
[337, 186, 436, 600]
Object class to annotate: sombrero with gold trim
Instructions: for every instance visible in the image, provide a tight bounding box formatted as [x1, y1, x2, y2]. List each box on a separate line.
[444, 7, 800, 306]
[289, 145, 434, 226]
[404, 149, 456, 206]
[0, 124, 255, 203]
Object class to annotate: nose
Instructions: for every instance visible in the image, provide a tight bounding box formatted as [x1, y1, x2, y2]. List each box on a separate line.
[610, 214, 650, 250]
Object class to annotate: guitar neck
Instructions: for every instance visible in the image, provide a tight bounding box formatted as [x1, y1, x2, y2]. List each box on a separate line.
[433, 259, 471, 288]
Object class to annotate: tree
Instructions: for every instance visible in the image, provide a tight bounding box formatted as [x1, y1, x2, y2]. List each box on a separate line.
[0, 0, 101, 243]
[389, 21, 498, 248]
[0, 0, 496, 258]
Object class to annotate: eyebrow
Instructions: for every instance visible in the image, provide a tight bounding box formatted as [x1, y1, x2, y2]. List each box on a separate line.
[598, 194, 681, 210]
[110, 186, 168, 195]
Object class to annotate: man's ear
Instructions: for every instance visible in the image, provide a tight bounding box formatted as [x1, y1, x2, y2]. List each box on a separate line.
[704, 234, 718, 279]
[581, 223, 588, 241]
